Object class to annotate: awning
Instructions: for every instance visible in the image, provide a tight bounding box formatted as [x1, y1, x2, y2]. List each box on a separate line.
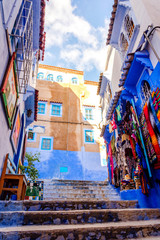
[123, 50, 153, 95]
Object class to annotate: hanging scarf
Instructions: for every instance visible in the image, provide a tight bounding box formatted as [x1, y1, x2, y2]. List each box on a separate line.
[149, 96, 160, 134]
[116, 105, 122, 121]
[109, 143, 114, 180]
[138, 164, 149, 195]
[140, 112, 157, 165]
[129, 135, 137, 160]
[143, 102, 160, 164]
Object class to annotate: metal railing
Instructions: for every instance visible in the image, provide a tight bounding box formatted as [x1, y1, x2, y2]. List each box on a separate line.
[9, 0, 33, 94]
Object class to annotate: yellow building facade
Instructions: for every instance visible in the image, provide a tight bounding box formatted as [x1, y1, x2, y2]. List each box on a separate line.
[26, 64, 107, 180]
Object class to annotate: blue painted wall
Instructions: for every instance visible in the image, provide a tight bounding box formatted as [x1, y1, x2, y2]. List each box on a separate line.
[120, 187, 160, 208]
[26, 147, 108, 181]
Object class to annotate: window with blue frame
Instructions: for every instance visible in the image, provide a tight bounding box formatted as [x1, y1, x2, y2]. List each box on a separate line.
[47, 74, 54, 81]
[56, 75, 63, 82]
[85, 130, 95, 143]
[50, 103, 62, 117]
[71, 77, 78, 84]
[37, 72, 44, 80]
[85, 108, 94, 120]
[41, 137, 52, 150]
[27, 129, 36, 142]
[38, 102, 47, 115]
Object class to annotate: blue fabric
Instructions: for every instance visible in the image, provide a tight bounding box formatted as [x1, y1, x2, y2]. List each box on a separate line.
[136, 143, 147, 169]
[149, 96, 160, 133]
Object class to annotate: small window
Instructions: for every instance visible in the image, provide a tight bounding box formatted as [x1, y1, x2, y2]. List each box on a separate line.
[37, 72, 44, 80]
[38, 102, 47, 115]
[41, 138, 52, 150]
[27, 129, 36, 142]
[50, 103, 62, 117]
[85, 108, 94, 120]
[71, 77, 78, 84]
[57, 75, 63, 82]
[60, 167, 68, 173]
[85, 130, 95, 143]
[47, 74, 54, 81]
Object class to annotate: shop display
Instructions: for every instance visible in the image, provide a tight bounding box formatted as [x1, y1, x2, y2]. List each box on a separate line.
[106, 89, 160, 194]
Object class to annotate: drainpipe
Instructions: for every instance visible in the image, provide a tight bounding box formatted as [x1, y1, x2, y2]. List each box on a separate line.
[143, 26, 160, 63]
[0, 0, 5, 27]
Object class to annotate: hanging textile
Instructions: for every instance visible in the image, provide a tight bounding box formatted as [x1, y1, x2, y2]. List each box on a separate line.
[116, 105, 122, 121]
[108, 143, 114, 180]
[143, 102, 160, 166]
[129, 135, 137, 160]
[149, 96, 160, 134]
[138, 164, 149, 195]
[140, 112, 157, 164]
[109, 114, 117, 133]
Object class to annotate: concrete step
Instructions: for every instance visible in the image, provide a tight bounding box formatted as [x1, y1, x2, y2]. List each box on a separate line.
[0, 208, 160, 227]
[0, 200, 138, 211]
[45, 179, 108, 184]
[0, 219, 160, 239]
[43, 186, 112, 191]
[128, 237, 160, 240]
[43, 188, 112, 193]
[43, 192, 120, 197]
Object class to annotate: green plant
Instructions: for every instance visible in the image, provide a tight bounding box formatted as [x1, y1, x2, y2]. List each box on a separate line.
[19, 152, 40, 180]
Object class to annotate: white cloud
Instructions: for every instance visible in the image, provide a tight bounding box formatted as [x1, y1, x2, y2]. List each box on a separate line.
[45, 0, 109, 75]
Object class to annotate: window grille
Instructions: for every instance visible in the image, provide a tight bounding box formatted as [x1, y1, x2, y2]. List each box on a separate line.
[57, 75, 63, 82]
[71, 77, 78, 84]
[85, 108, 93, 120]
[85, 130, 94, 143]
[38, 102, 46, 114]
[41, 138, 51, 150]
[9, 0, 33, 94]
[124, 14, 134, 41]
[120, 33, 129, 57]
[119, 13, 135, 58]
[51, 103, 62, 116]
[47, 74, 54, 81]
[37, 72, 44, 80]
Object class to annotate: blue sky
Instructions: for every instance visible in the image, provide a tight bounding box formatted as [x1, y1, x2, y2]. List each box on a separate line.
[42, 0, 113, 82]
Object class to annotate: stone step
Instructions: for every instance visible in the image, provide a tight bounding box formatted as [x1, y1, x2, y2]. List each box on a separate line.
[44, 181, 108, 187]
[0, 200, 138, 211]
[0, 219, 160, 239]
[43, 188, 113, 193]
[43, 191, 118, 198]
[128, 237, 160, 240]
[0, 208, 160, 227]
[43, 192, 118, 197]
[44, 179, 108, 184]
[44, 185, 111, 191]
[43, 194, 106, 199]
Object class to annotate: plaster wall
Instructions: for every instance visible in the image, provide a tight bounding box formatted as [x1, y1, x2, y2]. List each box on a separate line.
[26, 66, 107, 180]
[0, 4, 14, 175]
[3, 0, 22, 33]
[110, 49, 122, 95]
[130, 0, 160, 68]
[26, 147, 107, 181]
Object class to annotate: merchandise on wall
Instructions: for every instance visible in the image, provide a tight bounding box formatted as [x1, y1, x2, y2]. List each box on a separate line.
[0, 53, 18, 129]
[25, 180, 44, 200]
[106, 82, 160, 195]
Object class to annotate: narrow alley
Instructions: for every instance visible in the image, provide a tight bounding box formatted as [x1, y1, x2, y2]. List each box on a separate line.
[0, 0, 160, 239]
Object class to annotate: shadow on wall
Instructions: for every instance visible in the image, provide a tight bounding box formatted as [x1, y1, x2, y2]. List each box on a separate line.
[26, 81, 108, 181]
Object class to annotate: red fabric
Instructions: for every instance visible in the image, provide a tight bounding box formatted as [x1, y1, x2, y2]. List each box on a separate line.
[129, 136, 137, 160]
[143, 103, 160, 167]
[109, 143, 114, 180]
